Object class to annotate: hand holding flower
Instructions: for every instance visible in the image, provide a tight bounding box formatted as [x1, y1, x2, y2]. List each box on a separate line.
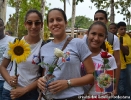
[37, 77, 47, 92]
[48, 80, 69, 94]
[38, 48, 64, 100]
[8, 75, 19, 87]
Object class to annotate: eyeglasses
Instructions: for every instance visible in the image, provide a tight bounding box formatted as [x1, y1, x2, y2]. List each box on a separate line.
[26, 21, 42, 26]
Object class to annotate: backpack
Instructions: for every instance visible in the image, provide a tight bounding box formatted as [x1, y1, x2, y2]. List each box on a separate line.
[107, 32, 114, 46]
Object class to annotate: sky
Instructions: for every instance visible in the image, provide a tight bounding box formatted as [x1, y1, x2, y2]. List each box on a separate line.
[6, 0, 125, 23]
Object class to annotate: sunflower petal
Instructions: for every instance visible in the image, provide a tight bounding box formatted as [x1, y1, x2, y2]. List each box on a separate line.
[8, 39, 31, 64]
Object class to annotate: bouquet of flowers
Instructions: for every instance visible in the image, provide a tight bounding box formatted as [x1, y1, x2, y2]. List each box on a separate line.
[39, 48, 64, 100]
[94, 42, 116, 93]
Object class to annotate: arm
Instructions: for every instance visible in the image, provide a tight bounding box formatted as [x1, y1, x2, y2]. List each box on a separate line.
[10, 67, 46, 99]
[0, 58, 11, 81]
[113, 50, 121, 95]
[70, 55, 95, 86]
[10, 79, 39, 99]
[0, 58, 17, 87]
[48, 55, 95, 94]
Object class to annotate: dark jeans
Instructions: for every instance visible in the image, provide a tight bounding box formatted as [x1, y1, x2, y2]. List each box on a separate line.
[0, 80, 4, 100]
[110, 69, 127, 100]
[126, 64, 131, 100]
[118, 69, 126, 96]
[2, 88, 39, 100]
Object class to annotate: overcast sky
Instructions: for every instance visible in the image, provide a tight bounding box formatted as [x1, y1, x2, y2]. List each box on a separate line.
[6, 0, 125, 23]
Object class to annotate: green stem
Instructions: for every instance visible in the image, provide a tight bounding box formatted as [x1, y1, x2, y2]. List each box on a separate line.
[15, 62, 17, 76]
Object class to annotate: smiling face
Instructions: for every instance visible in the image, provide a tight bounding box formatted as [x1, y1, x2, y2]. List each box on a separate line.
[24, 12, 43, 37]
[87, 24, 106, 50]
[47, 10, 67, 37]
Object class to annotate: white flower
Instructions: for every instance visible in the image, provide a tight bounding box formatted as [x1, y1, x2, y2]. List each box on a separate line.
[54, 48, 64, 57]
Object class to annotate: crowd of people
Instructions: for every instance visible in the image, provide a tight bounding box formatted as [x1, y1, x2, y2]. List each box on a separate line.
[0, 7, 130, 100]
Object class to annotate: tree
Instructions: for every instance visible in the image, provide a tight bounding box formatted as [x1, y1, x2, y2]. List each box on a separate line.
[71, 0, 76, 38]
[91, 0, 131, 24]
[68, 16, 93, 29]
[70, 0, 84, 38]
[60, 0, 85, 38]
[6, 0, 50, 38]
[0, 0, 7, 24]
[110, 0, 114, 23]
[40, 0, 45, 39]
[14, 0, 20, 37]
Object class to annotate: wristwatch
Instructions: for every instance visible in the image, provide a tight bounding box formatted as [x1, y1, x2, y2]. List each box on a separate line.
[67, 80, 72, 87]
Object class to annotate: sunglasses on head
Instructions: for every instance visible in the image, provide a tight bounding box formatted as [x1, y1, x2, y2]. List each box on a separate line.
[26, 21, 42, 26]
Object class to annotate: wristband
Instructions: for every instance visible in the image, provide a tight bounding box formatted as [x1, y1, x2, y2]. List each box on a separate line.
[67, 80, 71, 87]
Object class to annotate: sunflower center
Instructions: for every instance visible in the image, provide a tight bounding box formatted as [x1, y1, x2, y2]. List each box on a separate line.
[14, 46, 24, 56]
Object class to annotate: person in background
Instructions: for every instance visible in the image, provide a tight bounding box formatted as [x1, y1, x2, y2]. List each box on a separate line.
[117, 21, 131, 99]
[108, 23, 118, 35]
[0, 18, 15, 100]
[0, 9, 43, 100]
[93, 10, 120, 96]
[82, 21, 117, 100]
[37, 8, 95, 100]
[5, 30, 13, 36]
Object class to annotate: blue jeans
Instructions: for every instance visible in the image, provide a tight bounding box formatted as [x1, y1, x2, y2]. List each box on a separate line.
[117, 69, 126, 96]
[2, 88, 39, 100]
[0, 80, 4, 100]
[126, 64, 131, 99]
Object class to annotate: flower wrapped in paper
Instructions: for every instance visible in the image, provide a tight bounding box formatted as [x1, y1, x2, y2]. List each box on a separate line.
[94, 43, 116, 94]
[39, 48, 64, 100]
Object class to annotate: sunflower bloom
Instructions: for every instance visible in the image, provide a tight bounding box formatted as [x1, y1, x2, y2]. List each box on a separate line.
[105, 41, 113, 54]
[8, 39, 31, 64]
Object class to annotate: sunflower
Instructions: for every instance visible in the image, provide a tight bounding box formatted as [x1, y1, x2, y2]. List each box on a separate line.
[8, 39, 31, 64]
[105, 41, 114, 54]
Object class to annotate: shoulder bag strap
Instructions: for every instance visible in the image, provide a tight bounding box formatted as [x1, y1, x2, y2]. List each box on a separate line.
[54, 37, 73, 65]
[61, 37, 73, 51]
[120, 36, 126, 62]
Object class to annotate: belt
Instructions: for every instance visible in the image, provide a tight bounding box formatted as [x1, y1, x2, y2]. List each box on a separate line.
[53, 95, 83, 100]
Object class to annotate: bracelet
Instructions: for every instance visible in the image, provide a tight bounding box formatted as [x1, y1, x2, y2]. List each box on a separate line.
[67, 80, 71, 87]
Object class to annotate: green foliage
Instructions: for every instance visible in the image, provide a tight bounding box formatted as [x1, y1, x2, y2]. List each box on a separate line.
[6, 0, 50, 38]
[90, 0, 131, 23]
[68, 16, 93, 29]
[60, 0, 84, 5]
[76, 0, 84, 5]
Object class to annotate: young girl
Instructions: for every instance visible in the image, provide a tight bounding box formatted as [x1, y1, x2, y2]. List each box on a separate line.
[0, 9, 43, 100]
[82, 21, 117, 100]
[37, 8, 95, 100]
